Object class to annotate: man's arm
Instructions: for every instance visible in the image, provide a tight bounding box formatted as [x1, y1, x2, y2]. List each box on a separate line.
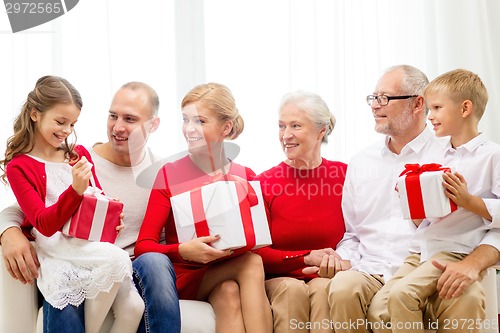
[433, 243, 499, 299]
[0, 203, 24, 236]
[335, 174, 361, 265]
[0, 203, 39, 284]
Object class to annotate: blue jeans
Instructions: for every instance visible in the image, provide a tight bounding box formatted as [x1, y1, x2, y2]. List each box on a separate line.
[43, 300, 85, 333]
[43, 253, 181, 333]
[133, 252, 181, 333]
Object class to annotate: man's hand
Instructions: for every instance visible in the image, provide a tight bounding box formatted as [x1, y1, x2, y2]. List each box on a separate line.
[432, 259, 479, 299]
[1, 227, 39, 284]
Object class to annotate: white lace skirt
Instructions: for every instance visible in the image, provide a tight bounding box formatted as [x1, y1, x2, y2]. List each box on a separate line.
[34, 229, 133, 310]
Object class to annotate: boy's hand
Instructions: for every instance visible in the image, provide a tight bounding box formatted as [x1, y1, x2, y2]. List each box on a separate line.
[442, 171, 492, 220]
[442, 172, 471, 208]
[72, 156, 92, 195]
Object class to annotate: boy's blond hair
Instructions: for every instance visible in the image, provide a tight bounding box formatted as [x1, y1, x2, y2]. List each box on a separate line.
[423, 69, 488, 120]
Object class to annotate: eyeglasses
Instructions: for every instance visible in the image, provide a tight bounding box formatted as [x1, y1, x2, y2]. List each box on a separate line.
[366, 94, 418, 106]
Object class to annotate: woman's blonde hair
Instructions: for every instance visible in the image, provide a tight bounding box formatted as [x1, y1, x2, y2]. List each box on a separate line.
[1, 75, 82, 184]
[181, 82, 244, 140]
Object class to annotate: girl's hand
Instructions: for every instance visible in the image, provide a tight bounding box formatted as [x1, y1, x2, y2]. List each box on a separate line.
[178, 235, 233, 264]
[72, 156, 92, 195]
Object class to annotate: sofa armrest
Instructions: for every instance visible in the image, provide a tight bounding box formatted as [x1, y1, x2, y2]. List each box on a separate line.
[0, 245, 39, 333]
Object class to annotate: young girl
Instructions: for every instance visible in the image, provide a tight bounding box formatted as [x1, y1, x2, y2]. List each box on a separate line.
[0, 76, 144, 333]
[135, 83, 273, 333]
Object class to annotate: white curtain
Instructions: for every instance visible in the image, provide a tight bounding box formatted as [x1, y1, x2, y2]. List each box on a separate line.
[1, 0, 500, 209]
[202, 0, 500, 173]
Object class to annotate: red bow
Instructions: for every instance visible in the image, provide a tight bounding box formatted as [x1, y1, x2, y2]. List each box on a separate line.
[399, 163, 445, 177]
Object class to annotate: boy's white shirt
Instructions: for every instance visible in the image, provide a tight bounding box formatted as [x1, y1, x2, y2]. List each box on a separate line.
[412, 133, 500, 261]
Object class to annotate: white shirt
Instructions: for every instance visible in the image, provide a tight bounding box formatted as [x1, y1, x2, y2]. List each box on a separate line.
[336, 127, 447, 280]
[88, 146, 166, 256]
[412, 133, 500, 261]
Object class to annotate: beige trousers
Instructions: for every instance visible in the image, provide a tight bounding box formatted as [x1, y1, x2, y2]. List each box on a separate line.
[266, 277, 332, 333]
[326, 270, 384, 333]
[367, 252, 486, 333]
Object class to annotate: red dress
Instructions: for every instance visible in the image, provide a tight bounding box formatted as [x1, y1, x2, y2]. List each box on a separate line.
[135, 155, 256, 299]
[254, 158, 347, 280]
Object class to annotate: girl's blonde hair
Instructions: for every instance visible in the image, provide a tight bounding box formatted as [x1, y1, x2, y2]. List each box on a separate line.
[1, 75, 82, 184]
[181, 82, 244, 140]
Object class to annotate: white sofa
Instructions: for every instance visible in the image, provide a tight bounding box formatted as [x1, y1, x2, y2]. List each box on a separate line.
[0, 245, 216, 333]
[2, 245, 498, 333]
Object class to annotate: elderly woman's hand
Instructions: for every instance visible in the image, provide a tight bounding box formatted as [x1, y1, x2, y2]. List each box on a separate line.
[178, 235, 233, 264]
[302, 255, 351, 278]
[304, 248, 339, 267]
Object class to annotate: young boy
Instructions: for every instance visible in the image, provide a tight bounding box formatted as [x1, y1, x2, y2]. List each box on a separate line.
[383, 69, 500, 333]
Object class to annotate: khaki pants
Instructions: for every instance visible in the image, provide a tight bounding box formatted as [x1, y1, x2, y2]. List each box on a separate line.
[326, 270, 384, 333]
[367, 252, 486, 333]
[266, 277, 332, 333]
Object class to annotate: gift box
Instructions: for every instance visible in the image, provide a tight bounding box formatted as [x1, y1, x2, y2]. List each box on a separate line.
[397, 163, 458, 219]
[62, 187, 123, 243]
[171, 178, 272, 251]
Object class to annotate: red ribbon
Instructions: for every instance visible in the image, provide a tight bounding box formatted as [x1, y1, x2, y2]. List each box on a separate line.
[189, 175, 258, 250]
[398, 163, 445, 177]
[399, 163, 457, 219]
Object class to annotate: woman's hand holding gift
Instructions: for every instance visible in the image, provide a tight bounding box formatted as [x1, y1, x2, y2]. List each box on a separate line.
[178, 235, 233, 264]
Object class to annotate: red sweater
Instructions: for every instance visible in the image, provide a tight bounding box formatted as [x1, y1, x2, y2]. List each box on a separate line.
[254, 158, 347, 280]
[6, 145, 99, 238]
[135, 155, 256, 299]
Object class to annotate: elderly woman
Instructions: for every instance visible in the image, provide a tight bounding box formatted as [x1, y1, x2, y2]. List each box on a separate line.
[254, 91, 347, 333]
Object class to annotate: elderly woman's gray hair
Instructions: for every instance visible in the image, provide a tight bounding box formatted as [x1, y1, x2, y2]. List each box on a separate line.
[279, 90, 336, 143]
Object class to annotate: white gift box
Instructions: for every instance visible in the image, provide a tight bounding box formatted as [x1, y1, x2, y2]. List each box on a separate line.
[397, 164, 457, 220]
[171, 180, 272, 251]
